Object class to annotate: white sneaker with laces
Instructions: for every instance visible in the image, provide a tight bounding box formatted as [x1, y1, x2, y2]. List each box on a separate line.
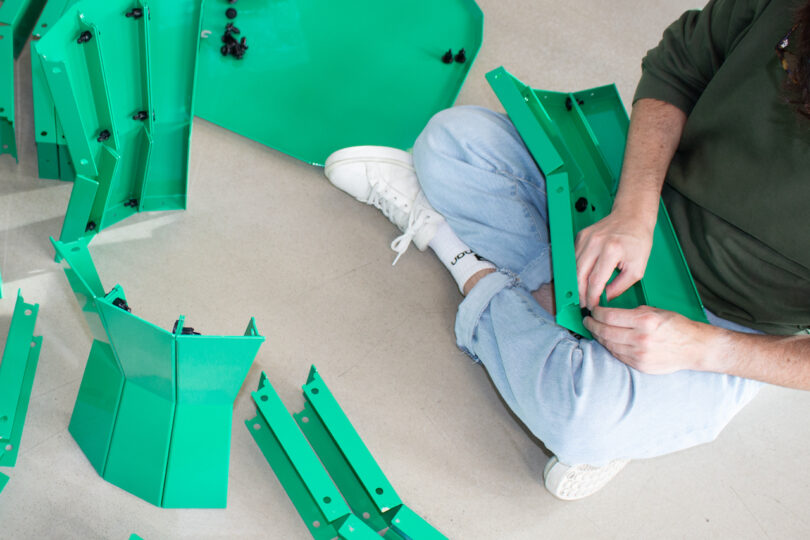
[324, 146, 445, 264]
[543, 456, 629, 501]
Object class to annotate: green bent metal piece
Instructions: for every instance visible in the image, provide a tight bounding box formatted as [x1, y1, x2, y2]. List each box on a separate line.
[486, 67, 707, 338]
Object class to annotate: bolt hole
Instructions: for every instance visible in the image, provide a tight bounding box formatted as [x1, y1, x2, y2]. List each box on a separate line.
[42, 23, 48, 27]
[301, 416, 309, 423]
[556, 186, 564, 193]
[24, 309, 32, 316]
[5, 444, 12, 452]
[565, 291, 573, 299]
[362, 512, 371, 520]
[260, 395, 268, 401]
[312, 521, 321, 529]
[323, 496, 331, 504]
[375, 488, 384, 495]
[252, 423, 261, 431]
[310, 387, 319, 394]
[41, 131, 48, 136]
[30, 341, 36, 348]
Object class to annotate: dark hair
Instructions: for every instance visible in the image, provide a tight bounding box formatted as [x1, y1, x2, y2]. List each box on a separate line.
[789, 3, 810, 118]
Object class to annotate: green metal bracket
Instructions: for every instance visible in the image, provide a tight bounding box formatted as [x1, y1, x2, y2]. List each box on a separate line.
[52, 237, 264, 508]
[0, 0, 48, 161]
[30, 0, 79, 181]
[486, 67, 707, 338]
[195, 0, 483, 166]
[0, 471, 8, 493]
[0, 291, 43, 492]
[247, 368, 447, 539]
[36, 0, 201, 243]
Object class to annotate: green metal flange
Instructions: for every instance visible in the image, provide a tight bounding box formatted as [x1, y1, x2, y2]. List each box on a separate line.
[0, 290, 43, 493]
[52, 237, 264, 508]
[36, 0, 201, 243]
[486, 67, 707, 338]
[247, 369, 447, 539]
[196, 0, 483, 166]
[0, 0, 48, 161]
[30, 0, 79, 181]
[0, 471, 9, 493]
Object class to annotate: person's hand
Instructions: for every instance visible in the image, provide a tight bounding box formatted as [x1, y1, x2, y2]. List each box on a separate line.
[575, 211, 654, 310]
[583, 305, 715, 374]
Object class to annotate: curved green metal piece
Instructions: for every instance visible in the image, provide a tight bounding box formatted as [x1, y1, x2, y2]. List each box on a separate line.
[196, 0, 484, 166]
[486, 67, 707, 338]
[52, 237, 265, 508]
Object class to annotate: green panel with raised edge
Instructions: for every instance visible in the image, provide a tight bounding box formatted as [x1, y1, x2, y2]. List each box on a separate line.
[161, 317, 265, 508]
[388, 505, 448, 540]
[486, 67, 707, 338]
[0, 291, 42, 470]
[196, 0, 483, 166]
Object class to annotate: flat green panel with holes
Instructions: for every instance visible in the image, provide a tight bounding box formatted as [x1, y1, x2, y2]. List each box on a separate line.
[0, 291, 43, 470]
[53, 237, 264, 507]
[195, 0, 483, 166]
[35, 0, 200, 244]
[486, 67, 707, 338]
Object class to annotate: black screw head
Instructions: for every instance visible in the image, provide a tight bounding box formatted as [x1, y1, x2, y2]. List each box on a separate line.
[226, 8, 237, 19]
[112, 297, 131, 313]
[97, 129, 111, 142]
[455, 48, 466, 63]
[77, 31, 92, 44]
[442, 49, 453, 64]
[85, 221, 96, 232]
[132, 110, 148, 121]
[575, 197, 588, 212]
[126, 8, 143, 19]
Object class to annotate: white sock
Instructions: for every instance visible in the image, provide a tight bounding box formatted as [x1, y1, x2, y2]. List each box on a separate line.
[428, 222, 496, 293]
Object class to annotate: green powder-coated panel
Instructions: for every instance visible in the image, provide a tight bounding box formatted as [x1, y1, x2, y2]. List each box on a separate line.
[0, 292, 42, 470]
[487, 67, 707, 338]
[389, 505, 448, 540]
[195, 0, 483, 166]
[0, 471, 8, 492]
[337, 514, 384, 539]
[161, 319, 264, 508]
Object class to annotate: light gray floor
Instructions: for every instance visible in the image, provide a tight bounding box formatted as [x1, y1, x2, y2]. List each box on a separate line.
[2, 1, 809, 538]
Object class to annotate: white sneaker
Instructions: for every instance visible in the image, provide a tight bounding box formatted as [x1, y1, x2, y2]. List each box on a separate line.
[324, 146, 445, 264]
[543, 455, 629, 501]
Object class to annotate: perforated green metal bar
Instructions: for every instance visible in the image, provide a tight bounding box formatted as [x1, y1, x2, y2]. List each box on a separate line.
[486, 67, 707, 338]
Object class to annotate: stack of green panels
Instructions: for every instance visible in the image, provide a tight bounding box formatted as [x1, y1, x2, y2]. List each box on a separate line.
[35, 0, 201, 243]
[0, 0, 47, 161]
[52, 237, 265, 508]
[486, 67, 706, 338]
[248, 367, 447, 539]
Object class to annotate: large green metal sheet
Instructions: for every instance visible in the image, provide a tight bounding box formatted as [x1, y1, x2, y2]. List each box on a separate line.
[486, 67, 707, 338]
[196, 0, 483, 166]
[36, 0, 200, 243]
[53, 237, 265, 508]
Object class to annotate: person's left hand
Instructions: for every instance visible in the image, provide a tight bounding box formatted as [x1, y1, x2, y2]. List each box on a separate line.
[583, 305, 715, 374]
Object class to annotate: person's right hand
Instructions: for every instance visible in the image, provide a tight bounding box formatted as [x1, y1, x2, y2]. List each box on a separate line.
[574, 210, 655, 310]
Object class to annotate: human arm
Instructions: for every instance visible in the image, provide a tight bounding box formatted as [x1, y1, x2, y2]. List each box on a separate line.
[584, 306, 810, 390]
[575, 98, 686, 310]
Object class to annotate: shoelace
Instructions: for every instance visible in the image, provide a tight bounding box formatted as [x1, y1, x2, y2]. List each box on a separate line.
[390, 208, 430, 265]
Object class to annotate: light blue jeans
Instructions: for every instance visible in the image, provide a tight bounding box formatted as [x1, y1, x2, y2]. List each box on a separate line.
[412, 106, 763, 465]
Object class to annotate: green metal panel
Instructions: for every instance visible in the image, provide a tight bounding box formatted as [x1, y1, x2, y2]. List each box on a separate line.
[0, 471, 8, 493]
[0, 0, 48, 161]
[486, 67, 707, 338]
[52, 237, 264, 508]
[195, 0, 484, 166]
[36, 0, 200, 243]
[248, 369, 446, 539]
[0, 291, 42, 469]
[389, 505, 448, 540]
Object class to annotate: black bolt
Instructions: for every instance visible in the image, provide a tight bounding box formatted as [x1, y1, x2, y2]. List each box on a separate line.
[125, 198, 138, 208]
[455, 48, 466, 63]
[565, 97, 573, 111]
[221, 45, 229, 56]
[133, 110, 148, 121]
[97, 129, 111, 142]
[581, 307, 591, 319]
[226, 8, 237, 19]
[228, 0, 237, 3]
[172, 319, 201, 335]
[575, 197, 588, 212]
[112, 297, 131, 313]
[225, 22, 240, 34]
[442, 49, 453, 64]
[126, 8, 143, 19]
[85, 221, 96, 232]
[77, 31, 92, 44]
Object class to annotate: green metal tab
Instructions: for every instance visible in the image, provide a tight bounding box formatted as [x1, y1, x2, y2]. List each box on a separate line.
[195, 0, 483, 166]
[248, 369, 446, 539]
[36, 0, 200, 243]
[389, 505, 448, 540]
[0, 471, 9, 493]
[486, 67, 707, 338]
[52, 238, 264, 508]
[0, 0, 47, 161]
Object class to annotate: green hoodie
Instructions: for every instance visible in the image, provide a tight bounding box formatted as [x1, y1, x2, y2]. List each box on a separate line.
[634, 0, 810, 335]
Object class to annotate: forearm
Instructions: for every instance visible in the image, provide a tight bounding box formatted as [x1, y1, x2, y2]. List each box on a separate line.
[613, 98, 687, 227]
[702, 326, 810, 390]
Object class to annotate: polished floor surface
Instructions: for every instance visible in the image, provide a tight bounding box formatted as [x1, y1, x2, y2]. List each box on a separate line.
[1, 1, 809, 538]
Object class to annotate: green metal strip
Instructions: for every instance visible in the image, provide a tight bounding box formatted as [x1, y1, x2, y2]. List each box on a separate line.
[0, 471, 9, 493]
[0, 291, 42, 470]
[303, 366, 402, 512]
[486, 67, 707, 338]
[337, 514, 384, 539]
[388, 505, 448, 540]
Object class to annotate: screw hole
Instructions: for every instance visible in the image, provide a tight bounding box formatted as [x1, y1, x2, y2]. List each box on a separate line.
[41, 131, 48, 136]
[42, 23, 48, 27]
[24, 309, 32, 316]
[252, 423, 261, 430]
[30, 341, 37, 348]
[312, 521, 321, 529]
[5, 444, 12, 452]
[310, 387, 319, 394]
[301, 416, 309, 423]
[260, 395, 268, 401]
[565, 291, 573, 299]
[323, 496, 331, 504]
[362, 512, 371, 519]
[375, 488, 384, 495]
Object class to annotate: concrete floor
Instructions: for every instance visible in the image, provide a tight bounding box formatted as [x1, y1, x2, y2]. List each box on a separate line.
[2, 0, 810, 538]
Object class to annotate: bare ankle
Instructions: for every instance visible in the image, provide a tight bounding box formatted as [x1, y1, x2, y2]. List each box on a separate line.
[531, 281, 556, 315]
[462, 268, 497, 296]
